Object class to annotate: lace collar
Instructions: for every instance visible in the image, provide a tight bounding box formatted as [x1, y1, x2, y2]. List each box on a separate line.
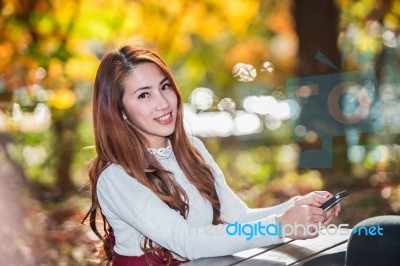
[148, 140, 173, 159]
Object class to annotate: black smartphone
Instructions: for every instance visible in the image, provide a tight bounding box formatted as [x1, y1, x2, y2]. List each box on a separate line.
[320, 190, 349, 211]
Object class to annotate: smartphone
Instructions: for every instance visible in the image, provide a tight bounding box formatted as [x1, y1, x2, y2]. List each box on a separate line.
[320, 190, 348, 211]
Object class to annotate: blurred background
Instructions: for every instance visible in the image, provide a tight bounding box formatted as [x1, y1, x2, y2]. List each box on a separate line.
[0, 0, 399, 265]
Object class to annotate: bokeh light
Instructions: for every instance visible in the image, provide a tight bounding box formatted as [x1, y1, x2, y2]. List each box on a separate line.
[260, 61, 274, 73]
[12, 103, 22, 122]
[217, 98, 236, 113]
[183, 104, 233, 137]
[304, 130, 318, 143]
[294, 125, 307, 137]
[233, 111, 263, 135]
[348, 145, 367, 163]
[189, 87, 214, 111]
[243, 95, 277, 115]
[264, 116, 281, 130]
[232, 63, 257, 82]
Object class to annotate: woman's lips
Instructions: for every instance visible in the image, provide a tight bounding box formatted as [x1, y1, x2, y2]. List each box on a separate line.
[155, 112, 173, 124]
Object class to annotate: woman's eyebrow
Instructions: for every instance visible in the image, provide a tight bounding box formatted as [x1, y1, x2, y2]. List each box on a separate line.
[159, 77, 168, 85]
[133, 77, 169, 94]
[133, 86, 151, 94]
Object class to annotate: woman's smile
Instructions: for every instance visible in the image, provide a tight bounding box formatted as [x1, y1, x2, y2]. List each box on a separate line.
[155, 112, 173, 124]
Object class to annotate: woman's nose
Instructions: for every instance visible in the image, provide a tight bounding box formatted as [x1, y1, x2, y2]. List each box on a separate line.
[155, 93, 169, 110]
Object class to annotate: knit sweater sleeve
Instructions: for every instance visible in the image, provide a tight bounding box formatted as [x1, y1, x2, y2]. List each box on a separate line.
[189, 136, 297, 223]
[97, 164, 283, 260]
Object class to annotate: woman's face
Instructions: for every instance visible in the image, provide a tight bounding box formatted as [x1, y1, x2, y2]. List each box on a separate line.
[122, 63, 178, 148]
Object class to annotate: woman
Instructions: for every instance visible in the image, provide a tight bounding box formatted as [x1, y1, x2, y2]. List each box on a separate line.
[83, 45, 340, 265]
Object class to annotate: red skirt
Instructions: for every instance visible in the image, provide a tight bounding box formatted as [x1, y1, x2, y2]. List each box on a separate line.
[103, 219, 184, 265]
[112, 251, 185, 266]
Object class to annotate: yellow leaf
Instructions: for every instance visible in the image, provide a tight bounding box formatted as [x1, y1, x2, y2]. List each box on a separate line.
[48, 88, 77, 110]
[65, 55, 99, 81]
[47, 58, 64, 79]
[384, 13, 399, 29]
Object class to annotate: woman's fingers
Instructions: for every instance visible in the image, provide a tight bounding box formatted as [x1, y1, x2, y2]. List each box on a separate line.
[323, 214, 334, 226]
[311, 206, 325, 216]
[311, 191, 332, 197]
[323, 208, 335, 224]
[296, 191, 334, 207]
[281, 191, 343, 239]
[296, 196, 321, 207]
[325, 208, 334, 218]
[333, 202, 341, 217]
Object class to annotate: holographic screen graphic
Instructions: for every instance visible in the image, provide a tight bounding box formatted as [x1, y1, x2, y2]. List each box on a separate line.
[286, 52, 382, 168]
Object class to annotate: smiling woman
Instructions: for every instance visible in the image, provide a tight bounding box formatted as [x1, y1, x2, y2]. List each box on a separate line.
[82, 45, 340, 266]
[122, 63, 178, 148]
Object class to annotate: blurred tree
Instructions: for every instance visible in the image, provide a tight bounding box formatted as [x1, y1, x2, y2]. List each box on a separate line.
[0, 0, 97, 198]
[293, 0, 341, 77]
[290, 0, 400, 198]
[291, 0, 349, 179]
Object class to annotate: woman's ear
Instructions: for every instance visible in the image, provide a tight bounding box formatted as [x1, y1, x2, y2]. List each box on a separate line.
[122, 112, 127, 120]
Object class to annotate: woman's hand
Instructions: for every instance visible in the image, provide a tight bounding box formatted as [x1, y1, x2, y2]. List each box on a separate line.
[277, 196, 325, 239]
[277, 191, 342, 239]
[293, 191, 341, 225]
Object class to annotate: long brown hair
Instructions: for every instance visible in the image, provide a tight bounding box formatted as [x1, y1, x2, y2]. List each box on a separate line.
[83, 45, 223, 264]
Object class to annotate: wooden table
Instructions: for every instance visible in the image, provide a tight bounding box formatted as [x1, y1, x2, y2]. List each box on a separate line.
[183, 229, 351, 266]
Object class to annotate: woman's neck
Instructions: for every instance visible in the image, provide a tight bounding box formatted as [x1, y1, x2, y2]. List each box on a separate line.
[148, 137, 169, 149]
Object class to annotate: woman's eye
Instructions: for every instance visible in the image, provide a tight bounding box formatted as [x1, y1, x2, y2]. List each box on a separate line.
[162, 83, 171, 90]
[138, 92, 149, 99]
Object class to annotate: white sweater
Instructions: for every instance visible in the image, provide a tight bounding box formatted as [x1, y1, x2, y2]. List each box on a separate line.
[97, 136, 296, 260]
